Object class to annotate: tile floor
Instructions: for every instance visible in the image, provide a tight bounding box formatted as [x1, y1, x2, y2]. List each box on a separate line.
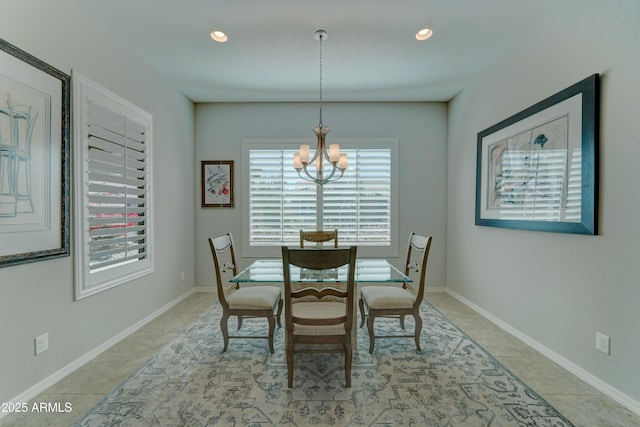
[1, 291, 638, 426]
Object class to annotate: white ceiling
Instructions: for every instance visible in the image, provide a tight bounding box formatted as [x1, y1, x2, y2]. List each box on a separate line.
[84, 0, 562, 103]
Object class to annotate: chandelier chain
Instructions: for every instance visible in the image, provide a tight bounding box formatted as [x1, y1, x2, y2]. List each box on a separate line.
[319, 31, 323, 128]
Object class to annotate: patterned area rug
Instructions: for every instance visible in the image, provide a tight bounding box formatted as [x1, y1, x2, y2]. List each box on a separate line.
[74, 301, 574, 426]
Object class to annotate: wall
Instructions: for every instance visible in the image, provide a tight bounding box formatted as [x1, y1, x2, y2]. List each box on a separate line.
[447, 0, 640, 408]
[195, 102, 447, 288]
[0, 1, 195, 403]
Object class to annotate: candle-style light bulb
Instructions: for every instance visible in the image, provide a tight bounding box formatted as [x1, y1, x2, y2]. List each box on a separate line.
[338, 153, 348, 169]
[293, 153, 302, 169]
[299, 144, 310, 163]
[329, 144, 340, 163]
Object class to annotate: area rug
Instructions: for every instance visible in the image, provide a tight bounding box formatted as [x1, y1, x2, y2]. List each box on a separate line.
[73, 300, 574, 426]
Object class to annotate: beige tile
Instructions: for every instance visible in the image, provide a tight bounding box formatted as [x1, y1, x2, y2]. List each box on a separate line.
[499, 352, 596, 395]
[543, 393, 640, 427]
[44, 354, 148, 394]
[463, 324, 537, 358]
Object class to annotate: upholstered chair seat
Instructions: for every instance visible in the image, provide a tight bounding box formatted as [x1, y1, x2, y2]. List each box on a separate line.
[360, 287, 415, 310]
[227, 286, 281, 310]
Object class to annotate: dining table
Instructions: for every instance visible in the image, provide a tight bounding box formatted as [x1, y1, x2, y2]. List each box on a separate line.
[230, 258, 412, 348]
[230, 258, 411, 284]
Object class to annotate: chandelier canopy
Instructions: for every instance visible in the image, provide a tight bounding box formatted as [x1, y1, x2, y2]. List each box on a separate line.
[293, 30, 347, 185]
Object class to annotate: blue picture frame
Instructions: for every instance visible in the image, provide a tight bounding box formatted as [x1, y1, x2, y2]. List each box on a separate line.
[475, 74, 599, 235]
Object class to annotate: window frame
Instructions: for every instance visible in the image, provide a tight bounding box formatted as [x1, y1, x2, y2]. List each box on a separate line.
[73, 71, 154, 300]
[241, 138, 398, 258]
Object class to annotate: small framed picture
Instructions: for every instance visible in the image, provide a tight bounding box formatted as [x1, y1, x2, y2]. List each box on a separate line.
[201, 160, 234, 207]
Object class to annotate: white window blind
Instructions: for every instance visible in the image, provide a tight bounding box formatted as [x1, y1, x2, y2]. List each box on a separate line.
[243, 139, 397, 257]
[73, 72, 153, 300]
[248, 149, 317, 245]
[323, 149, 392, 245]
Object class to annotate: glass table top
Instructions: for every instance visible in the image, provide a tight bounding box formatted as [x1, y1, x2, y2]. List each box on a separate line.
[231, 258, 411, 283]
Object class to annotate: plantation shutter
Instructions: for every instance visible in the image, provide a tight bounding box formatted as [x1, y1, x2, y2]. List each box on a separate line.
[247, 145, 392, 247]
[74, 72, 153, 300]
[248, 149, 316, 245]
[87, 102, 149, 269]
[323, 148, 392, 244]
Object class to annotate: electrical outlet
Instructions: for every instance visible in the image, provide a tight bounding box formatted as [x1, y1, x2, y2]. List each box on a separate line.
[181, 271, 185, 281]
[35, 333, 49, 355]
[595, 332, 610, 355]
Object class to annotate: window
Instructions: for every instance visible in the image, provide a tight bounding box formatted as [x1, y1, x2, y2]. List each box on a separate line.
[242, 139, 398, 257]
[73, 72, 153, 300]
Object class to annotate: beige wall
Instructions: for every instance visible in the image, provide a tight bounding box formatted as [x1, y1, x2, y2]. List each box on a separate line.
[447, 0, 640, 407]
[194, 102, 448, 288]
[0, 0, 196, 403]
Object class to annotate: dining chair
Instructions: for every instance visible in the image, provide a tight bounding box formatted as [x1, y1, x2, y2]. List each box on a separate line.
[208, 233, 283, 353]
[359, 233, 432, 353]
[299, 229, 338, 248]
[281, 245, 358, 388]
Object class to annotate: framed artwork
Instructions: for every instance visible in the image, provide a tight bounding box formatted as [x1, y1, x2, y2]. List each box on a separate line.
[475, 74, 599, 235]
[201, 160, 234, 207]
[0, 38, 71, 267]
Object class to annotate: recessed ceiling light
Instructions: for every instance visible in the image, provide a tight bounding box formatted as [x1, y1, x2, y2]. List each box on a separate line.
[416, 27, 433, 41]
[210, 30, 228, 43]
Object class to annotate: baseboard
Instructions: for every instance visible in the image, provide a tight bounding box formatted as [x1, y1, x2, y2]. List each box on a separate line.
[1, 288, 198, 419]
[445, 288, 640, 417]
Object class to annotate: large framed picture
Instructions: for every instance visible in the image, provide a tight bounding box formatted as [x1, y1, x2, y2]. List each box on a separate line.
[0, 39, 70, 267]
[475, 74, 599, 235]
[201, 160, 234, 207]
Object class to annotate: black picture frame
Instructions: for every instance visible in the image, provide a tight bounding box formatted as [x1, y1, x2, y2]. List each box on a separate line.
[201, 160, 234, 208]
[0, 38, 71, 267]
[475, 74, 599, 235]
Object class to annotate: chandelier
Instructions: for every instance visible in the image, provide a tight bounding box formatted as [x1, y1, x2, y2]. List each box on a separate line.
[293, 29, 347, 185]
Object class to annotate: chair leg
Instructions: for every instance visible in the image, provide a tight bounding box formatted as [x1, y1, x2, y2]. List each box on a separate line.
[367, 312, 376, 354]
[237, 315, 243, 330]
[276, 299, 283, 328]
[286, 335, 294, 388]
[345, 337, 352, 388]
[220, 313, 230, 352]
[414, 311, 423, 352]
[399, 314, 406, 329]
[358, 298, 366, 328]
[267, 315, 275, 354]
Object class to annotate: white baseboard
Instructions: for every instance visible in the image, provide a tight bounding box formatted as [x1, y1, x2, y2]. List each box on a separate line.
[1, 288, 198, 419]
[445, 288, 640, 417]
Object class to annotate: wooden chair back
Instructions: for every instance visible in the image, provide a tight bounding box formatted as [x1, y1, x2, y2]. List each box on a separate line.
[281, 246, 358, 387]
[403, 233, 433, 308]
[208, 233, 238, 310]
[299, 229, 338, 248]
